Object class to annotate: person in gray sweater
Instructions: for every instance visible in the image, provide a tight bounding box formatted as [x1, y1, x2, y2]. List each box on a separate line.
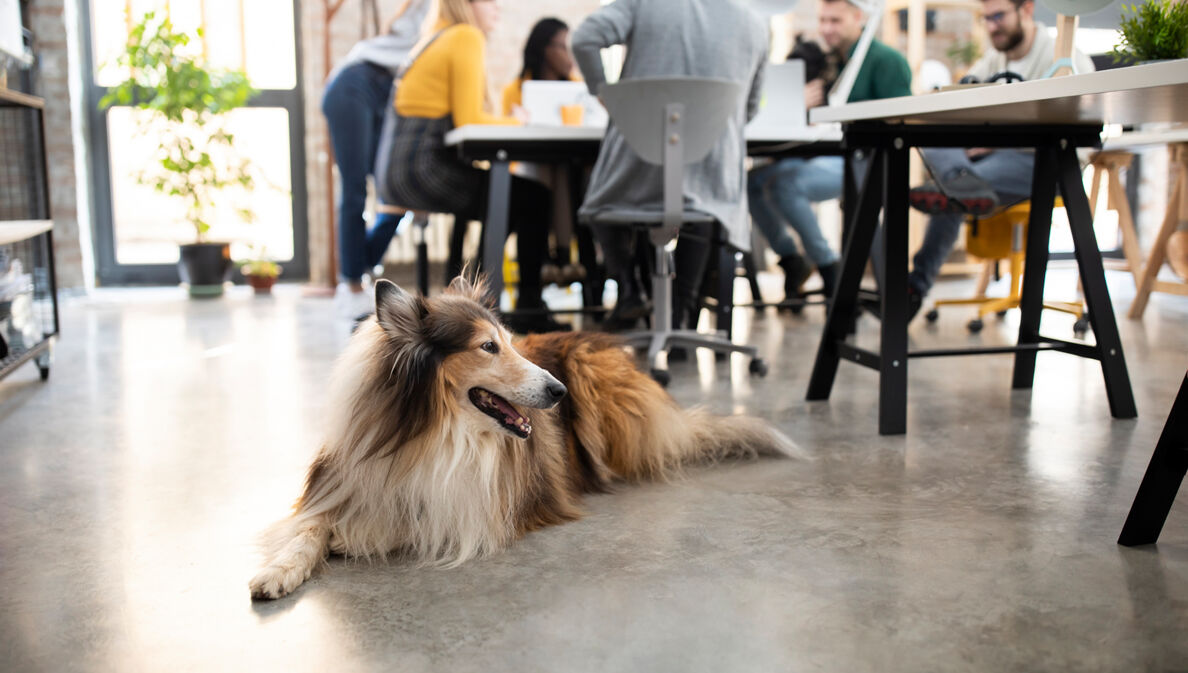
[323, 0, 430, 313]
[572, 0, 768, 331]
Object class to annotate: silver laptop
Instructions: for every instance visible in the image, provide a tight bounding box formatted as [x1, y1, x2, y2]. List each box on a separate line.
[748, 60, 807, 131]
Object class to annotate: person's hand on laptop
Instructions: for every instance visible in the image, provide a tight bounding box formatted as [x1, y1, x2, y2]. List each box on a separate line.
[511, 104, 530, 124]
[805, 78, 826, 109]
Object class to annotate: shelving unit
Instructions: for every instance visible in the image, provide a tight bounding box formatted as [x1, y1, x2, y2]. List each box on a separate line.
[0, 87, 58, 382]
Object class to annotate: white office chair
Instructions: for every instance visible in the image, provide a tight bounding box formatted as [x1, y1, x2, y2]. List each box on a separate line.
[593, 77, 768, 385]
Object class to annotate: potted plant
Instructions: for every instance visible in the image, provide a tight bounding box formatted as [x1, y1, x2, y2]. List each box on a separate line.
[100, 12, 259, 297]
[239, 247, 282, 294]
[1111, 0, 1188, 64]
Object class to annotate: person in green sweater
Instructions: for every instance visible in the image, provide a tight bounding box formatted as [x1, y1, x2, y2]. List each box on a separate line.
[748, 0, 911, 306]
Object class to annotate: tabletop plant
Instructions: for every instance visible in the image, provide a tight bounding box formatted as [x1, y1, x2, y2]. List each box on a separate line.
[1110, 0, 1188, 64]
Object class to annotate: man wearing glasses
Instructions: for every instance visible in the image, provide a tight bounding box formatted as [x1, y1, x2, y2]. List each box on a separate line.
[896, 0, 1095, 320]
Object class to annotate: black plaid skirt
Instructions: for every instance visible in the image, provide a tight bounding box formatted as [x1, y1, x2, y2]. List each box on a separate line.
[378, 114, 486, 219]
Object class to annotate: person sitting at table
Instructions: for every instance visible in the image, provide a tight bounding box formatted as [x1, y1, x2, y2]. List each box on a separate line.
[893, 0, 1095, 320]
[572, 0, 768, 332]
[748, 0, 911, 307]
[500, 17, 585, 287]
[381, 0, 566, 333]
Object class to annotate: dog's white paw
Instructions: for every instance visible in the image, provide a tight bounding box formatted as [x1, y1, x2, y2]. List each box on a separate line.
[249, 565, 308, 600]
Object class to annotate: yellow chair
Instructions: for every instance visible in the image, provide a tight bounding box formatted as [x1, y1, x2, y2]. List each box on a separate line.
[923, 198, 1088, 334]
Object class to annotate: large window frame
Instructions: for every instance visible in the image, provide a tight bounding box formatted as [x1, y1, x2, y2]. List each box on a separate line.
[81, 0, 309, 285]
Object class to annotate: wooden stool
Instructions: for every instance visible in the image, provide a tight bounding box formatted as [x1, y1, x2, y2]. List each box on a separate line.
[1087, 150, 1142, 284]
[924, 198, 1087, 334]
[1129, 142, 1188, 319]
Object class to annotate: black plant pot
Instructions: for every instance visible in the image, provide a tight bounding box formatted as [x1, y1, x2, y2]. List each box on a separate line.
[179, 242, 233, 298]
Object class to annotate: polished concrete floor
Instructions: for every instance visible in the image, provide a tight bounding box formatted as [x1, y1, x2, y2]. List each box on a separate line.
[1, 269, 1186, 672]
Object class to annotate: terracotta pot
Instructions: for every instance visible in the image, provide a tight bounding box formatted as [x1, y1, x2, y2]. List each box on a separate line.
[246, 274, 277, 294]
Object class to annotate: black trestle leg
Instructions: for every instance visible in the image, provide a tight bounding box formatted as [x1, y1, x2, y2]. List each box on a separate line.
[1055, 145, 1137, 419]
[1119, 373, 1188, 545]
[878, 142, 910, 435]
[1012, 147, 1058, 390]
[807, 146, 884, 401]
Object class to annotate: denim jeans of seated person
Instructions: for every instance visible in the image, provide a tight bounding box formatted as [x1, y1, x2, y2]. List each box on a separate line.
[871, 148, 1034, 298]
[747, 156, 844, 269]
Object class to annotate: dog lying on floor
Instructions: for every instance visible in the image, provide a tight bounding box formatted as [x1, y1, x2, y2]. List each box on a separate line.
[250, 277, 794, 599]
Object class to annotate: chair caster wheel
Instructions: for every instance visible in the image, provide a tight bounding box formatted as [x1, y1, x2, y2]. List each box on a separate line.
[1073, 317, 1090, 336]
[650, 368, 671, 387]
[925, 308, 939, 323]
[749, 358, 768, 377]
[968, 318, 984, 333]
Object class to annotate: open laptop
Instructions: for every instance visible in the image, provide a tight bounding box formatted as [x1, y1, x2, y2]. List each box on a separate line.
[748, 60, 807, 132]
[521, 80, 609, 127]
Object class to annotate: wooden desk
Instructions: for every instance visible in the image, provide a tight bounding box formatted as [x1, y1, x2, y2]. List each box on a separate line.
[443, 123, 844, 306]
[805, 63, 1188, 436]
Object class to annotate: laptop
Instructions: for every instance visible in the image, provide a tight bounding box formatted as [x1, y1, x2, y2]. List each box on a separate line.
[748, 60, 808, 132]
[521, 80, 608, 127]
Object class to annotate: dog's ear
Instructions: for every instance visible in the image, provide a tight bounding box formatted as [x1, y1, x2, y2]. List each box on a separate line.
[445, 275, 474, 296]
[445, 272, 494, 307]
[375, 279, 426, 334]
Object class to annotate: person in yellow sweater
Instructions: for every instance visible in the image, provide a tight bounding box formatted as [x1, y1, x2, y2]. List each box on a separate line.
[380, 0, 565, 333]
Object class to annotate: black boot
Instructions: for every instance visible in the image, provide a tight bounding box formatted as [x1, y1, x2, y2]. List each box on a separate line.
[817, 262, 840, 301]
[602, 273, 649, 332]
[779, 254, 813, 303]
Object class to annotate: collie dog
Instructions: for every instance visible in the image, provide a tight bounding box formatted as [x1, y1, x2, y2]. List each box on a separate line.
[250, 277, 794, 599]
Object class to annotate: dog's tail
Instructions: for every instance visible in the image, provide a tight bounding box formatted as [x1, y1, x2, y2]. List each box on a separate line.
[570, 362, 801, 481]
[639, 404, 802, 474]
[249, 514, 330, 600]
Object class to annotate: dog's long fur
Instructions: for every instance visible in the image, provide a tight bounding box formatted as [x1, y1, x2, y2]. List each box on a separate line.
[249, 277, 795, 599]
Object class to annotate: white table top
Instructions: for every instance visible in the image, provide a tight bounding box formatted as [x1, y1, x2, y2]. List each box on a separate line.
[444, 123, 843, 146]
[810, 60, 1188, 127]
[1102, 128, 1188, 149]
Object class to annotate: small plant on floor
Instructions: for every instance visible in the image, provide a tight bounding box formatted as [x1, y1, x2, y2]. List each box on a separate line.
[1110, 0, 1188, 64]
[239, 246, 282, 294]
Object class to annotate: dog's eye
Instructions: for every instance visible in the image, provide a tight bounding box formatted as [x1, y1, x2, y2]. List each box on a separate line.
[481, 341, 499, 354]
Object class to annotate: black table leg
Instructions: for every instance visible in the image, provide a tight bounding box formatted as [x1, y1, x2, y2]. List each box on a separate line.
[1056, 145, 1138, 419]
[807, 147, 884, 401]
[878, 142, 910, 435]
[717, 241, 735, 340]
[1119, 373, 1188, 546]
[483, 156, 512, 306]
[1012, 147, 1058, 390]
[570, 163, 602, 310]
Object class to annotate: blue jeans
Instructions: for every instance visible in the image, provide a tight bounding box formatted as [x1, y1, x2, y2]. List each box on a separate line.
[322, 61, 404, 283]
[908, 148, 1034, 294]
[747, 156, 842, 267]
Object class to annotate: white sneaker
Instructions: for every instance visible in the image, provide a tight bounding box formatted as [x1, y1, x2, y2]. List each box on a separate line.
[334, 282, 375, 320]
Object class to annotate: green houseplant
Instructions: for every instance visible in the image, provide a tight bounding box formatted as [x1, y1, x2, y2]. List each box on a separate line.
[1111, 0, 1188, 64]
[238, 246, 282, 294]
[100, 11, 259, 297]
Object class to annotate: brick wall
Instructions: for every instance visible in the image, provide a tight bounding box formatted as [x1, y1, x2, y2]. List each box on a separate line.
[26, 0, 86, 289]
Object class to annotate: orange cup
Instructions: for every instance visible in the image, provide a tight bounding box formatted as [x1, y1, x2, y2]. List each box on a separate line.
[559, 104, 584, 126]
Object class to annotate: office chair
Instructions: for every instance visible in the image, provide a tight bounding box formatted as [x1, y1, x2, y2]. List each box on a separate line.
[591, 77, 768, 385]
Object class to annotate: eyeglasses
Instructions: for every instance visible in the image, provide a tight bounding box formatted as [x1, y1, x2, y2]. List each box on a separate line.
[982, 10, 1012, 25]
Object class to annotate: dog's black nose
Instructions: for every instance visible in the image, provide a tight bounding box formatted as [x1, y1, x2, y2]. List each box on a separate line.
[546, 381, 567, 401]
